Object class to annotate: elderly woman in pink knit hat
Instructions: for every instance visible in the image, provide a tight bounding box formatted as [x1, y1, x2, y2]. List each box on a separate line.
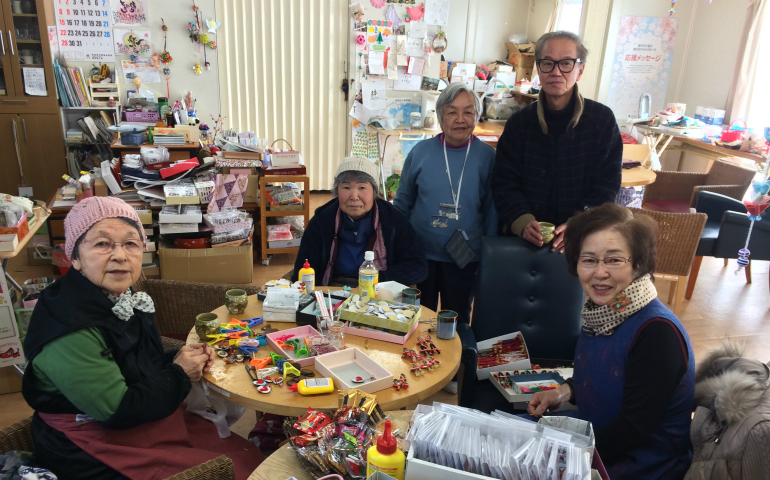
[21, 197, 263, 480]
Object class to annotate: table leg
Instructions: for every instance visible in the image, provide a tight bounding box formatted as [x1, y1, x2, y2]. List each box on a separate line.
[2, 258, 22, 292]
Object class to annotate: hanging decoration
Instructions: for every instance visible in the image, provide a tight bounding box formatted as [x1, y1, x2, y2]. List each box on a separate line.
[432, 30, 447, 53]
[734, 157, 770, 274]
[371, 0, 387, 8]
[350, 2, 365, 21]
[188, 1, 216, 73]
[356, 33, 367, 46]
[405, 3, 425, 22]
[151, 53, 160, 71]
[205, 18, 221, 34]
[385, 4, 402, 28]
[387, 0, 416, 3]
[669, 0, 676, 16]
[160, 19, 172, 64]
[163, 67, 171, 97]
[193, 62, 202, 75]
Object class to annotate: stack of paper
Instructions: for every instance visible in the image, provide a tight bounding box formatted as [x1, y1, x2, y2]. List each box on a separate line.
[153, 131, 186, 146]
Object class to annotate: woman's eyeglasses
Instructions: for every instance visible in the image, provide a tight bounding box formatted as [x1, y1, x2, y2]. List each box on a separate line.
[81, 238, 144, 255]
[577, 256, 631, 270]
[536, 58, 582, 74]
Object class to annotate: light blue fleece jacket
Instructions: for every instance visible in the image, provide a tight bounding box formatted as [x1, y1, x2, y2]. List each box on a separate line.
[393, 135, 498, 263]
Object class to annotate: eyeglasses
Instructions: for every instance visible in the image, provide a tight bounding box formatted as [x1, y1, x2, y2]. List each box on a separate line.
[81, 237, 144, 255]
[536, 58, 582, 74]
[577, 256, 632, 270]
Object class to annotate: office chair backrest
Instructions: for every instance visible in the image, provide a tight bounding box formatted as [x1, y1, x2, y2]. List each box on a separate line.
[472, 236, 585, 362]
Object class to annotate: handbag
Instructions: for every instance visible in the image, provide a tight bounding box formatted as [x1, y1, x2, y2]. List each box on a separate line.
[720, 119, 747, 143]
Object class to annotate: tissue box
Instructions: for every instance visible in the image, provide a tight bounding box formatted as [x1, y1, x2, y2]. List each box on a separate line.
[263, 297, 298, 322]
[314, 347, 393, 394]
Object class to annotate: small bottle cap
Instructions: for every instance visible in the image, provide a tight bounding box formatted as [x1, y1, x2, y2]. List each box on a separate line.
[364, 251, 374, 261]
[376, 420, 397, 455]
[303, 259, 311, 269]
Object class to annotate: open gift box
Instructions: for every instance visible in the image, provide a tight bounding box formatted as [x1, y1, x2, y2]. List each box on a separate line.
[314, 347, 393, 394]
[339, 296, 421, 333]
[476, 331, 531, 380]
[264, 325, 337, 367]
[490, 371, 566, 403]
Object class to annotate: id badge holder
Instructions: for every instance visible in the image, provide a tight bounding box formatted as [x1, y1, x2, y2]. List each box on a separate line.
[445, 229, 475, 269]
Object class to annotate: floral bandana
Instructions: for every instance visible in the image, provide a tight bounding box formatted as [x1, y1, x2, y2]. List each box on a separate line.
[581, 274, 657, 336]
[109, 291, 156, 321]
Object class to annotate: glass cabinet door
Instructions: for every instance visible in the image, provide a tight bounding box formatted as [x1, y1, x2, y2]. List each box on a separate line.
[0, 11, 13, 96]
[8, 0, 49, 97]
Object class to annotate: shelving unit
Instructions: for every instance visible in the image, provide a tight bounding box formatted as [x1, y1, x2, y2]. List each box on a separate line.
[259, 175, 310, 262]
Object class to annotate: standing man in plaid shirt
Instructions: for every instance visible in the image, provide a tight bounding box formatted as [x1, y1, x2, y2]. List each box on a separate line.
[493, 31, 622, 252]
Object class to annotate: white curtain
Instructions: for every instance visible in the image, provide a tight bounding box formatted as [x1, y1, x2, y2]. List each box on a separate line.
[545, 0, 563, 33]
[725, 0, 768, 123]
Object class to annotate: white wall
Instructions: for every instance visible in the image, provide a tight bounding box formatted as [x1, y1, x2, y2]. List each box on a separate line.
[527, 0, 555, 43]
[56, 0, 220, 123]
[465, 0, 530, 66]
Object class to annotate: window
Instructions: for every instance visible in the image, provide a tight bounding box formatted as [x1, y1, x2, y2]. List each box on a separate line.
[554, 0, 584, 35]
[747, 6, 770, 129]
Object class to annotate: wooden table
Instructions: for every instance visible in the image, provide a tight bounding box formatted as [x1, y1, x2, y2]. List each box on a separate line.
[248, 410, 412, 480]
[474, 122, 505, 148]
[1, 205, 50, 291]
[621, 166, 657, 187]
[186, 292, 460, 417]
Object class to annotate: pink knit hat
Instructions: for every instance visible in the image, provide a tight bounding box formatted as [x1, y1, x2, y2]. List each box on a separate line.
[64, 196, 145, 260]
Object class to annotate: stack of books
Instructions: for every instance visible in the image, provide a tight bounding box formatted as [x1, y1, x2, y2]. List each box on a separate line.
[54, 59, 91, 108]
[153, 130, 186, 146]
[66, 129, 85, 143]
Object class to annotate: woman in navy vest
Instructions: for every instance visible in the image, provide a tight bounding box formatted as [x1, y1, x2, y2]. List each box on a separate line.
[528, 203, 695, 480]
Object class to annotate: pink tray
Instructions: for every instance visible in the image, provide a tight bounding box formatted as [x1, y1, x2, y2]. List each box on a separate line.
[343, 317, 419, 346]
[265, 325, 337, 367]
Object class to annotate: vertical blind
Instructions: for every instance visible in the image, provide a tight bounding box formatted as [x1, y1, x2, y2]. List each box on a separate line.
[216, 0, 350, 190]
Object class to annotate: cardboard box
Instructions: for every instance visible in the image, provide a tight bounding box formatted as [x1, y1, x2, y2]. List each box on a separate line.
[490, 371, 566, 403]
[265, 325, 337, 367]
[135, 210, 153, 225]
[94, 178, 109, 196]
[0, 235, 18, 252]
[0, 213, 29, 240]
[158, 223, 199, 234]
[344, 318, 419, 346]
[491, 72, 517, 89]
[223, 150, 264, 161]
[268, 238, 302, 249]
[0, 366, 22, 395]
[27, 241, 52, 266]
[265, 166, 307, 176]
[475, 331, 531, 380]
[514, 66, 534, 81]
[271, 151, 303, 168]
[339, 297, 421, 333]
[158, 242, 253, 283]
[314, 347, 393, 394]
[244, 175, 261, 203]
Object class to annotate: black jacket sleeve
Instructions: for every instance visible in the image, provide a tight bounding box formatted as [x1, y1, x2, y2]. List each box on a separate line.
[380, 209, 428, 285]
[101, 363, 191, 430]
[581, 113, 622, 208]
[595, 319, 689, 463]
[291, 215, 328, 284]
[492, 116, 534, 230]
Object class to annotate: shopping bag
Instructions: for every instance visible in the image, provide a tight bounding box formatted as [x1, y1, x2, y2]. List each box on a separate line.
[185, 381, 247, 438]
[720, 119, 747, 142]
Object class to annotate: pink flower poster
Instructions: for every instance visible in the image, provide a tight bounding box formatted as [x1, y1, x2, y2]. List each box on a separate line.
[606, 17, 679, 121]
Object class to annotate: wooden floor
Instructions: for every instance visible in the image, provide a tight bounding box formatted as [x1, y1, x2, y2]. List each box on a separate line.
[2, 192, 769, 440]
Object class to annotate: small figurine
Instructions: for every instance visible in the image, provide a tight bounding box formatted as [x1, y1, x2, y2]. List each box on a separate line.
[151, 53, 161, 71]
[410, 363, 423, 376]
[193, 62, 202, 75]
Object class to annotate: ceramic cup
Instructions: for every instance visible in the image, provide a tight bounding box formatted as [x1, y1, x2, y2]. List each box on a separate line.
[194, 313, 220, 341]
[538, 222, 556, 244]
[436, 309, 458, 340]
[225, 289, 248, 315]
[401, 287, 421, 307]
[20, 55, 34, 65]
[11, 1, 22, 14]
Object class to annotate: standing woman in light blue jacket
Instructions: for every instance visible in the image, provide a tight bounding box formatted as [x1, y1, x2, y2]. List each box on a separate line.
[394, 82, 498, 326]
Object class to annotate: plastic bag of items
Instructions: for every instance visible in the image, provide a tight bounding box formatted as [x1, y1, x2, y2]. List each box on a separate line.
[267, 224, 293, 242]
[141, 145, 170, 166]
[203, 208, 252, 234]
[266, 186, 301, 206]
[0, 204, 25, 228]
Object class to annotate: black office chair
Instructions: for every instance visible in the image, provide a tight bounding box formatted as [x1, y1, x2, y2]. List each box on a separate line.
[686, 191, 770, 299]
[457, 236, 585, 412]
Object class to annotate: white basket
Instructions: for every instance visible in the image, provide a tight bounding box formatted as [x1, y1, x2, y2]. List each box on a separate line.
[194, 180, 215, 204]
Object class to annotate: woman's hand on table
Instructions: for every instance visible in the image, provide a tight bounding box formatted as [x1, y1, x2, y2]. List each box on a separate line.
[527, 384, 572, 417]
[173, 345, 209, 382]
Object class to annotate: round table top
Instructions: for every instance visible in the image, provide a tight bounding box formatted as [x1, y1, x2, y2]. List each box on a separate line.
[186, 293, 460, 417]
[621, 166, 657, 187]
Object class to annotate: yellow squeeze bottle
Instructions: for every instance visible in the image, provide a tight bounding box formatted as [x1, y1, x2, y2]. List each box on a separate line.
[298, 259, 315, 291]
[366, 420, 405, 479]
[287, 377, 335, 395]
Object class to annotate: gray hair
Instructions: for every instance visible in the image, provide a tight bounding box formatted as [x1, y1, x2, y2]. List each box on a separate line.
[436, 82, 482, 126]
[535, 31, 588, 64]
[331, 170, 379, 198]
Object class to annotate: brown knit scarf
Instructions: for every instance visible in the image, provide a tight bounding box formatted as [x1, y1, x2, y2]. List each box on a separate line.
[581, 274, 657, 336]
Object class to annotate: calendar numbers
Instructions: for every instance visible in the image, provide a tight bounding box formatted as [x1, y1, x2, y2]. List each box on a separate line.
[55, 0, 115, 61]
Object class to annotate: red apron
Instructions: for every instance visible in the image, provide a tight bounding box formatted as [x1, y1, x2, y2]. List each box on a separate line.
[39, 406, 264, 480]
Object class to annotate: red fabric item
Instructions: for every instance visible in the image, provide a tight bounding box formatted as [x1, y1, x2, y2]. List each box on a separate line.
[39, 406, 264, 480]
[248, 413, 286, 451]
[643, 200, 690, 213]
[620, 132, 638, 144]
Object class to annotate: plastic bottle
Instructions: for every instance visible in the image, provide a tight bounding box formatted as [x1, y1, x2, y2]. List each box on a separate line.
[358, 251, 378, 298]
[366, 420, 405, 479]
[286, 377, 335, 395]
[298, 259, 315, 291]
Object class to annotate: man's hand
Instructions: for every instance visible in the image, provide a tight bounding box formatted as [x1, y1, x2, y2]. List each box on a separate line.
[521, 220, 544, 247]
[527, 384, 572, 417]
[173, 346, 209, 382]
[551, 223, 567, 253]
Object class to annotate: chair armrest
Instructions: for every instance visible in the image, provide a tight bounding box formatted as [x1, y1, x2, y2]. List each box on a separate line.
[0, 417, 34, 453]
[690, 185, 748, 207]
[457, 322, 479, 408]
[694, 191, 747, 219]
[162, 455, 234, 480]
[642, 171, 709, 203]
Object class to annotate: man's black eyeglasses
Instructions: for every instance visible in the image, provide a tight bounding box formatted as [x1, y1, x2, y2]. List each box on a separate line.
[536, 58, 582, 74]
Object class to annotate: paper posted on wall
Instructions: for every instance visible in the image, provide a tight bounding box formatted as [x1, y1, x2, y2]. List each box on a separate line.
[362, 81, 386, 111]
[0, 264, 25, 368]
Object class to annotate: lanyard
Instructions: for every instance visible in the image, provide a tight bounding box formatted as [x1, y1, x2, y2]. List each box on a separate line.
[442, 137, 472, 220]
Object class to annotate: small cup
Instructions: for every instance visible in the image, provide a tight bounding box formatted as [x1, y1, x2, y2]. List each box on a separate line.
[401, 287, 421, 307]
[225, 289, 248, 315]
[195, 313, 220, 341]
[11, 1, 22, 14]
[436, 309, 458, 340]
[538, 222, 556, 244]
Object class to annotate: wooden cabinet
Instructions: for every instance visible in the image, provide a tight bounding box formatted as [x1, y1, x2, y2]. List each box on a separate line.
[0, 0, 58, 114]
[0, 112, 65, 196]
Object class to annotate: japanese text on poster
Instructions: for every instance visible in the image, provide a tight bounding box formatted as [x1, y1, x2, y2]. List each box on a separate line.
[55, 0, 115, 62]
[111, 0, 147, 25]
[606, 17, 678, 121]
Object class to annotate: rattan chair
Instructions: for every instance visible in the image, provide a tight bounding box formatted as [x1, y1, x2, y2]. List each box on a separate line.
[631, 208, 707, 315]
[0, 417, 235, 480]
[133, 278, 260, 337]
[642, 160, 756, 213]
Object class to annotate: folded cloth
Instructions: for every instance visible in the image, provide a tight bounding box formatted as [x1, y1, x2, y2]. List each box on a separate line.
[207, 174, 249, 213]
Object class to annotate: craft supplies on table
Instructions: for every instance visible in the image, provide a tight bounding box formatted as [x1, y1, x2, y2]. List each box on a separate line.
[315, 348, 394, 394]
[490, 370, 567, 403]
[344, 318, 420, 346]
[265, 325, 338, 367]
[475, 331, 531, 380]
[340, 295, 422, 333]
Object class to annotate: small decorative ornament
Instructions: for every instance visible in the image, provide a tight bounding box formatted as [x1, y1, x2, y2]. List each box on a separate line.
[356, 33, 366, 45]
[670, 0, 676, 15]
[129, 52, 139, 63]
[257, 385, 271, 394]
[352, 376, 366, 383]
[199, 33, 210, 45]
[371, 0, 386, 8]
[151, 53, 161, 71]
[609, 294, 632, 312]
[350, 1, 365, 20]
[206, 18, 221, 34]
[432, 30, 447, 53]
[209, 40, 217, 49]
[193, 62, 202, 75]
[405, 3, 424, 22]
[204, 61, 211, 71]
[163, 67, 171, 76]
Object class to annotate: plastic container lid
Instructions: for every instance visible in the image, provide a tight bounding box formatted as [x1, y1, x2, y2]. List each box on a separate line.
[364, 251, 374, 261]
[376, 420, 397, 455]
